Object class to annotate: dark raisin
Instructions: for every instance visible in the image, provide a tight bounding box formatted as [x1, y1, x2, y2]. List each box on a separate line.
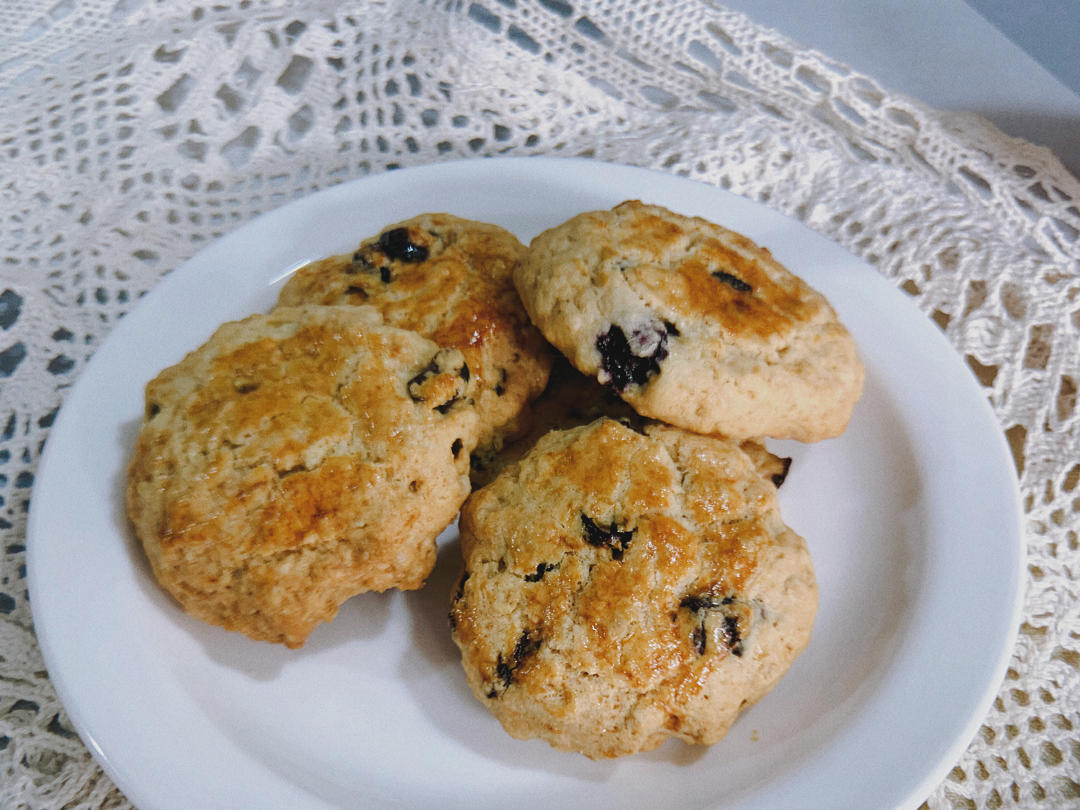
[680, 593, 736, 611]
[345, 284, 369, 298]
[146, 402, 161, 418]
[234, 380, 259, 394]
[451, 438, 463, 458]
[349, 252, 371, 274]
[692, 621, 707, 654]
[513, 630, 542, 663]
[663, 319, 680, 337]
[496, 653, 513, 687]
[493, 367, 506, 396]
[406, 356, 468, 414]
[486, 689, 498, 699]
[378, 227, 429, 262]
[680, 594, 720, 612]
[408, 353, 467, 413]
[435, 397, 460, 415]
[492, 630, 543, 692]
[682, 594, 744, 657]
[452, 572, 469, 602]
[771, 457, 793, 488]
[595, 323, 670, 392]
[524, 562, 556, 582]
[349, 250, 377, 274]
[723, 615, 744, 656]
[581, 513, 635, 561]
[712, 270, 752, 293]
[379, 266, 392, 283]
[407, 359, 439, 402]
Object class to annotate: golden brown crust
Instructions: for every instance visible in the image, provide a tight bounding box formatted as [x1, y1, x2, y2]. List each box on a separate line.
[127, 305, 478, 647]
[450, 418, 817, 758]
[514, 200, 864, 441]
[277, 213, 554, 446]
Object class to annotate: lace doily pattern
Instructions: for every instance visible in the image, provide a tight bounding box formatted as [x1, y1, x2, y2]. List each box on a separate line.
[2, 1, 1077, 807]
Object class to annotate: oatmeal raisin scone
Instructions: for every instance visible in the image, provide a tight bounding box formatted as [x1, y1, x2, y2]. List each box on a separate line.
[127, 305, 479, 647]
[514, 200, 863, 441]
[450, 417, 817, 758]
[278, 213, 554, 447]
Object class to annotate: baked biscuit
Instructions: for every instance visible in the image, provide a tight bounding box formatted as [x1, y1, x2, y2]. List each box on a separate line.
[470, 358, 791, 490]
[277, 213, 553, 446]
[514, 200, 864, 441]
[450, 417, 817, 758]
[127, 305, 479, 648]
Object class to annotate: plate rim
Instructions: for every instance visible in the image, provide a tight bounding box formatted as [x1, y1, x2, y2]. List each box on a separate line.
[26, 156, 1026, 810]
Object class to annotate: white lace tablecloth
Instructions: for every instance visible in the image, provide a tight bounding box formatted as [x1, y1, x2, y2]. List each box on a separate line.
[2, 1, 1077, 807]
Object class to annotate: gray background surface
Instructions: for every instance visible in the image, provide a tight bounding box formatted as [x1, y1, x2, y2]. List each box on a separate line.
[723, 0, 1080, 178]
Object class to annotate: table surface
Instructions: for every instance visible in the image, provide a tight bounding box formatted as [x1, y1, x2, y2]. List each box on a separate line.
[1, 1, 1077, 808]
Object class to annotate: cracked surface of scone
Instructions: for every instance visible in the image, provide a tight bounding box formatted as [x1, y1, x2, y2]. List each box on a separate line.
[277, 213, 553, 447]
[514, 200, 864, 441]
[470, 358, 791, 491]
[450, 417, 817, 759]
[127, 305, 479, 648]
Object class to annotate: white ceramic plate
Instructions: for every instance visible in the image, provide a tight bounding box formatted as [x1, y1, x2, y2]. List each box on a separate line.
[28, 158, 1024, 810]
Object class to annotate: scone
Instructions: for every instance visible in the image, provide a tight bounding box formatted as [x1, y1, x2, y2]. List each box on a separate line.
[514, 200, 864, 441]
[127, 305, 479, 648]
[277, 213, 553, 447]
[450, 417, 817, 759]
[470, 357, 791, 491]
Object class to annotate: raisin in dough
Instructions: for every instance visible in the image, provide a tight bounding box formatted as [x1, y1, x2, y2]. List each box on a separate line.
[450, 417, 817, 759]
[514, 200, 864, 441]
[127, 305, 479, 648]
[277, 213, 553, 447]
